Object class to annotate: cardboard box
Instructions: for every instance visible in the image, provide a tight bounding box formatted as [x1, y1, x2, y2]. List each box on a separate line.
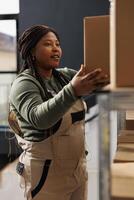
[114, 130, 134, 162]
[84, 15, 110, 75]
[117, 134, 134, 143]
[117, 130, 134, 143]
[110, 0, 134, 88]
[126, 110, 134, 130]
[111, 162, 134, 199]
[114, 143, 134, 162]
[126, 120, 134, 130]
[118, 130, 134, 135]
[112, 197, 134, 200]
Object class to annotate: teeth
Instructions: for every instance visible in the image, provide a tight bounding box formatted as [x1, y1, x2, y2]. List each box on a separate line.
[52, 55, 59, 58]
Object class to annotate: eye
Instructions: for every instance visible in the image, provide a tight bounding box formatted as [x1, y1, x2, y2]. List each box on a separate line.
[44, 42, 52, 46]
[56, 42, 60, 47]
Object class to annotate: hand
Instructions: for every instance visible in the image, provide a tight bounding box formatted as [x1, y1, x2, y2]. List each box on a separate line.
[92, 71, 110, 91]
[71, 64, 104, 96]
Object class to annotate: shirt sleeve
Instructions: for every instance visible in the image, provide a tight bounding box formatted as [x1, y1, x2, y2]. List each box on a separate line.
[10, 77, 78, 130]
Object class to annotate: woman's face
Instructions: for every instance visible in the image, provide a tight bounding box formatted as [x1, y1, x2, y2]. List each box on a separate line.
[33, 31, 62, 71]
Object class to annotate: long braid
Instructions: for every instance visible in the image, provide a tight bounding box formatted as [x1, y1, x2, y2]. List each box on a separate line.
[28, 54, 53, 100]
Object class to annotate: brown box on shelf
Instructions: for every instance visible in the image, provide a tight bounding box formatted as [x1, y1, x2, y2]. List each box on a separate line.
[114, 143, 134, 162]
[111, 162, 134, 199]
[118, 130, 134, 135]
[126, 120, 134, 130]
[117, 135, 134, 143]
[112, 197, 134, 200]
[126, 110, 134, 130]
[110, 0, 134, 88]
[117, 130, 134, 143]
[83, 15, 109, 75]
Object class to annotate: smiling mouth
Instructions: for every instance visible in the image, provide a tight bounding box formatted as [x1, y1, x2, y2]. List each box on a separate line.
[51, 55, 60, 60]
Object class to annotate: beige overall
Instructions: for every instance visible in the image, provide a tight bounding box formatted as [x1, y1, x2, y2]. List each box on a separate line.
[16, 99, 88, 200]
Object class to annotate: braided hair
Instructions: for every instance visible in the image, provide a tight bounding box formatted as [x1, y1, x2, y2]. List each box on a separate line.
[18, 25, 69, 100]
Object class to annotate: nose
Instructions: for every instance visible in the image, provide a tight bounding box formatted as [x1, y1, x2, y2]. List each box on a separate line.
[52, 44, 60, 51]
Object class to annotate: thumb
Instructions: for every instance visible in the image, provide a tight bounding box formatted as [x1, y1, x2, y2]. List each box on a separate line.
[77, 64, 86, 76]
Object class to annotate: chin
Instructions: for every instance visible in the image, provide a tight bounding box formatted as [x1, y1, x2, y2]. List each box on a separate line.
[52, 63, 60, 68]
[50, 65, 58, 70]
[49, 60, 60, 69]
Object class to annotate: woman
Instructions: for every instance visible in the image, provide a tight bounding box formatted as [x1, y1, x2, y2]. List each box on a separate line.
[8, 25, 108, 200]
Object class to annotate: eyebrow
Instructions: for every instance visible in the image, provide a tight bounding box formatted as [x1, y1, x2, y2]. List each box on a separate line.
[43, 39, 59, 42]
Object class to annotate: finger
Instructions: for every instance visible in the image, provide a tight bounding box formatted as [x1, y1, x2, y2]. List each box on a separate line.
[92, 73, 109, 82]
[81, 64, 87, 73]
[93, 76, 109, 84]
[85, 68, 102, 80]
[76, 64, 86, 76]
[80, 64, 84, 70]
[94, 79, 110, 86]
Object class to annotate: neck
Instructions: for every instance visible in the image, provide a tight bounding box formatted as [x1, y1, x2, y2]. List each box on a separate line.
[37, 68, 53, 78]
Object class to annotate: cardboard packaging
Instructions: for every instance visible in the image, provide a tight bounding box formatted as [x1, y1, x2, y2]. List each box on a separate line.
[110, 0, 134, 88]
[114, 143, 134, 162]
[126, 120, 134, 130]
[84, 15, 110, 76]
[118, 130, 134, 135]
[117, 134, 134, 143]
[117, 129, 134, 143]
[126, 110, 134, 130]
[111, 162, 134, 199]
[114, 130, 134, 162]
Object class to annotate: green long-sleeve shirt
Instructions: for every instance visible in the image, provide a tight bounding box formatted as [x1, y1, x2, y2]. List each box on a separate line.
[9, 67, 79, 141]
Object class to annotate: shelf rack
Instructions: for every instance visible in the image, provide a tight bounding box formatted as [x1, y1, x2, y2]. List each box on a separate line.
[97, 88, 134, 200]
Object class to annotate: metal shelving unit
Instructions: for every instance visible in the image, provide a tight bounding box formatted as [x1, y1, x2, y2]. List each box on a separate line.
[97, 88, 134, 200]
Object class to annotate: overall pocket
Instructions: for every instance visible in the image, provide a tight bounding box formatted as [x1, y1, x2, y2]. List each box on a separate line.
[31, 159, 51, 199]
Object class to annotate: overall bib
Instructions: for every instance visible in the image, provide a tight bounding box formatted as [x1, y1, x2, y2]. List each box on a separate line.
[16, 99, 88, 200]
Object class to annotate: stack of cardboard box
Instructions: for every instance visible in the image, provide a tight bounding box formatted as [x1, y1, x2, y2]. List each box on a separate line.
[110, 0, 134, 88]
[126, 110, 134, 130]
[114, 130, 134, 162]
[112, 129, 134, 199]
[84, 0, 134, 199]
[111, 162, 134, 200]
[84, 0, 134, 198]
[110, 0, 134, 198]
